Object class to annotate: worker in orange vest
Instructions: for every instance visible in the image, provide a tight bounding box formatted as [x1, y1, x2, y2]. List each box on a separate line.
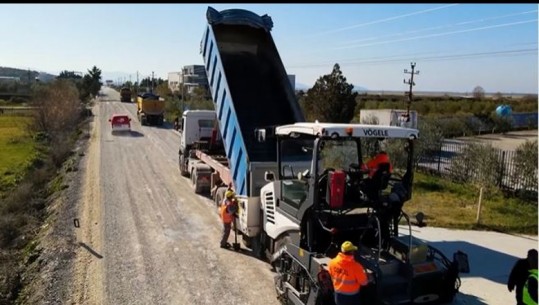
[328, 241, 369, 305]
[220, 190, 237, 249]
[361, 147, 393, 178]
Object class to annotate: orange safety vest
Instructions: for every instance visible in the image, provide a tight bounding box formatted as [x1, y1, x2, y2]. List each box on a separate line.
[328, 252, 368, 295]
[364, 152, 393, 178]
[220, 200, 234, 224]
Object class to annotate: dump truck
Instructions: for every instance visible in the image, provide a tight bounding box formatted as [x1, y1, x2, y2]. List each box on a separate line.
[120, 87, 132, 103]
[136, 92, 165, 126]
[179, 7, 469, 305]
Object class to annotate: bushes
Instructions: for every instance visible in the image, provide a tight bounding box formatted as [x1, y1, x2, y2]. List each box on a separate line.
[30, 80, 82, 140]
[0, 214, 26, 248]
[511, 140, 538, 199]
[449, 143, 502, 187]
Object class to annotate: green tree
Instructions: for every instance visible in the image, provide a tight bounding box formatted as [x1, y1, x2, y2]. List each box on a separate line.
[489, 113, 512, 134]
[449, 143, 502, 193]
[87, 66, 102, 97]
[155, 81, 172, 97]
[140, 77, 164, 91]
[302, 63, 358, 123]
[186, 86, 213, 111]
[57, 70, 82, 80]
[415, 117, 444, 167]
[511, 140, 538, 198]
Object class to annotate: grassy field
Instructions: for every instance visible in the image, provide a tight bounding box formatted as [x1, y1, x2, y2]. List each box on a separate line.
[0, 115, 35, 195]
[405, 172, 538, 234]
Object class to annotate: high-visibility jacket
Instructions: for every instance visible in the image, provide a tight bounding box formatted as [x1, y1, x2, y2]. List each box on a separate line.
[362, 152, 393, 178]
[328, 252, 368, 296]
[220, 200, 234, 224]
[523, 269, 538, 305]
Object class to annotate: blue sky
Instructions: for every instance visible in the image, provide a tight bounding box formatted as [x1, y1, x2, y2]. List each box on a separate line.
[0, 3, 537, 93]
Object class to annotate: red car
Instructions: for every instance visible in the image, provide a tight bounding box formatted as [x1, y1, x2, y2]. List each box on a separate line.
[109, 114, 131, 133]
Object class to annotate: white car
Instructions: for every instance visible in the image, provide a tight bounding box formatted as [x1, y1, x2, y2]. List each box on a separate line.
[109, 114, 131, 133]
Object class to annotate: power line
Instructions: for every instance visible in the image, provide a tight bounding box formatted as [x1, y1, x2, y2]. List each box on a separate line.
[333, 19, 537, 50]
[310, 4, 459, 37]
[337, 10, 538, 47]
[286, 48, 538, 69]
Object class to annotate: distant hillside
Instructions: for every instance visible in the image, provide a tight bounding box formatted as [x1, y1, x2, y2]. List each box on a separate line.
[0, 67, 56, 83]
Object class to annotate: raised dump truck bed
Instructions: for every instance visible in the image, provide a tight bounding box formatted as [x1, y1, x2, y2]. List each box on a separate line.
[201, 7, 304, 195]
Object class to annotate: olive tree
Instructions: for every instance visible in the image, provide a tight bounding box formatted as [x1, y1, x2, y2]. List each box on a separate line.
[511, 140, 538, 199]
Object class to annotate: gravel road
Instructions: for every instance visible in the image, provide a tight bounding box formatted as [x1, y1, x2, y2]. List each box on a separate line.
[70, 87, 280, 305]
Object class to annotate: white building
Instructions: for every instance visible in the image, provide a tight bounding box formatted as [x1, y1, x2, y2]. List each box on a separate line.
[168, 72, 181, 93]
[181, 65, 208, 94]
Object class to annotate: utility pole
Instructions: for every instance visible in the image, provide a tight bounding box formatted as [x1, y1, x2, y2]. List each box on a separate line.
[151, 71, 154, 93]
[403, 62, 419, 120]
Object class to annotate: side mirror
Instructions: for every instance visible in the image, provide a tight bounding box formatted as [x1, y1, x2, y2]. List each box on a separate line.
[108, 119, 111, 122]
[264, 171, 275, 182]
[129, 118, 132, 122]
[255, 128, 266, 142]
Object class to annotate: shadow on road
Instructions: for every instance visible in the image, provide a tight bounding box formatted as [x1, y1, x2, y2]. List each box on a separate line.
[111, 130, 144, 137]
[128, 130, 145, 137]
[429, 240, 519, 285]
[153, 122, 175, 130]
[221, 245, 258, 259]
[453, 292, 489, 305]
[78, 242, 103, 259]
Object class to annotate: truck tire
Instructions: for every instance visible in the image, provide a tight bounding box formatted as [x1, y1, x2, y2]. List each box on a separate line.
[179, 155, 189, 177]
[193, 171, 203, 194]
[250, 235, 267, 260]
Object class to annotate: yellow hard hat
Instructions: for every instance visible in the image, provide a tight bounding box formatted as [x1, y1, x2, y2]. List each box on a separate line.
[341, 241, 358, 253]
[225, 190, 235, 199]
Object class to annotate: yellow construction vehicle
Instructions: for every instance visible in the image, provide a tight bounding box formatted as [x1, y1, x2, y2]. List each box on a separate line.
[136, 92, 165, 126]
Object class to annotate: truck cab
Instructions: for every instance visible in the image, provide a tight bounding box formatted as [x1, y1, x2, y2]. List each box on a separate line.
[178, 110, 225, 193]
[178, 110, 220, 153]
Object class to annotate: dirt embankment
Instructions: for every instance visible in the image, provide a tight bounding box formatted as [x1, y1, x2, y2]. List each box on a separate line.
[16, 106, 101, 305]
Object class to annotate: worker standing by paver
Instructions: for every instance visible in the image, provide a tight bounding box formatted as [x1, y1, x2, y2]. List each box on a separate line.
[219, 190, 237, 249]
[328, 241, 369, 305]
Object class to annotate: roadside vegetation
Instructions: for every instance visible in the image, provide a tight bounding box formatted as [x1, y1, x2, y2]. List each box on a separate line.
[408, 172, 537, 234]
[0, 66, 102, 304]
[0, 115, 35, 195]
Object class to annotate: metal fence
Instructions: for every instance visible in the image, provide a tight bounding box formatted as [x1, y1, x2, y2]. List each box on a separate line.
[417, 141, 537, 194]
[0, 106, 34, 116]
